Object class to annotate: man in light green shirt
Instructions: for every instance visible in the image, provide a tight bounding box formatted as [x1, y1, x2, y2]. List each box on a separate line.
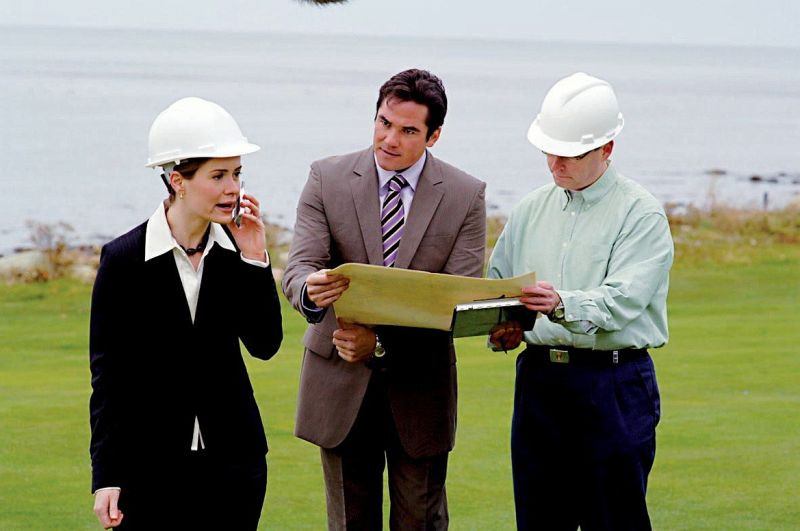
[488, 73, 673, 530]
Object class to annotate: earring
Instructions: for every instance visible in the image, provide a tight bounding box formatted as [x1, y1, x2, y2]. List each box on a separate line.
[179, 191, 185, 199]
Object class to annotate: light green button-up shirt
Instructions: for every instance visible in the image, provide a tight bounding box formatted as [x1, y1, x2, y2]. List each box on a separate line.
[488, 164, 673, 350]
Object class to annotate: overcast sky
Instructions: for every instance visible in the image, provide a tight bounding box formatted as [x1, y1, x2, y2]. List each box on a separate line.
[2, 0, 798, 48]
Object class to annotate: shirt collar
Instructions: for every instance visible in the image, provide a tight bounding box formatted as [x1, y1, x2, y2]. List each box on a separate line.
[374, 150, 427, 193]
[559, 162, 619, 211]
[144, 201, 236, 261]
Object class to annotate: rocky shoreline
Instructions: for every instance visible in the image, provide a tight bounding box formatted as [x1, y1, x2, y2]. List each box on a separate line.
[0, 217, 294, 285]
[3, 202, 797, 285]
[0, 246, 100, 284]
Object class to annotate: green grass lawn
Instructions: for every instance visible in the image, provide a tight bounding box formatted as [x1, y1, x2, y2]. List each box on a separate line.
[1, 244, 798, 530]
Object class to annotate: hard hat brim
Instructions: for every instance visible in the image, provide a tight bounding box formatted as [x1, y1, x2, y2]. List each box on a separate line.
[527, 120, 622, 158]
[145, 142, 261, 168]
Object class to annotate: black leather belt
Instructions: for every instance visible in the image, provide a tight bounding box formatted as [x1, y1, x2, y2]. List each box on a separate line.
[524, 345, 648, 366]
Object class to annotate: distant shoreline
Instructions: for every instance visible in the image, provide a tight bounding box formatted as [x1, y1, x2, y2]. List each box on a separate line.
[2, 180, 799, 259]
[3, 203, 798, 284]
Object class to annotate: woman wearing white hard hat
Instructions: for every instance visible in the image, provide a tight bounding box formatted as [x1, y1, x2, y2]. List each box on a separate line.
[89, 97, 282, 529]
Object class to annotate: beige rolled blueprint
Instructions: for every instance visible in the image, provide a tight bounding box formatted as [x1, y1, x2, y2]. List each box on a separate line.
[328, 263, 536, 331]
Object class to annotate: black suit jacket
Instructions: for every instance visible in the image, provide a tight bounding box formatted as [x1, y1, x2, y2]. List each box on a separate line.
[89, 221, 282, 492]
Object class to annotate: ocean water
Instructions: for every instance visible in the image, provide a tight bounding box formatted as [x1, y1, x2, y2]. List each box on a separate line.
[1, 26, 799, 254]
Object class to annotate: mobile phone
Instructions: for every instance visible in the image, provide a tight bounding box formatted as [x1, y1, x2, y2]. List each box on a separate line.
[233, 181, 245, 227]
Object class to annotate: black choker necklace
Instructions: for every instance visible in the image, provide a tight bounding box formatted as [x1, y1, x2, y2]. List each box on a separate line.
[181, 225, 211, 256]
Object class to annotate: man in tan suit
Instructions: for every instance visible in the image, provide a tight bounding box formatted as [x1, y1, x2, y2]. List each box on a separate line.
[283, 69, 486, 530]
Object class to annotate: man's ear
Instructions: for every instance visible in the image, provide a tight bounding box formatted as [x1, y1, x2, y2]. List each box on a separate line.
[602, 141, 614, 160]
[426, 127, 442, 148]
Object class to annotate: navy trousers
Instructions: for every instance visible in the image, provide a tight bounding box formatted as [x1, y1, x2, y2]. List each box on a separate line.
[511, 347, 660, 531]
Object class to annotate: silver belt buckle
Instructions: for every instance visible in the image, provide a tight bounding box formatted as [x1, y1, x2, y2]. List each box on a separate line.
[549, 348, 570, 364]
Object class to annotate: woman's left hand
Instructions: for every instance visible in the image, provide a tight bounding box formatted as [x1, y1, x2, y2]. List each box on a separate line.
[228, 193, 268, 261]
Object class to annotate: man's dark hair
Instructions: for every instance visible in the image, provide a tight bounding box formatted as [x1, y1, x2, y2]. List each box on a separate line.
[376, 69, 447, 140]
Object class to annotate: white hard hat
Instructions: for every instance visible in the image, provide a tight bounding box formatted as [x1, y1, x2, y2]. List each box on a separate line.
[527, 72, 624, 157]
[145, 97, 260, 168]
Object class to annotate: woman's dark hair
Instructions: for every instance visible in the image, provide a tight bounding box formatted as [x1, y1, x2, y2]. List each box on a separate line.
[375, 69, 447, 140]
[161, 158, 211, 201]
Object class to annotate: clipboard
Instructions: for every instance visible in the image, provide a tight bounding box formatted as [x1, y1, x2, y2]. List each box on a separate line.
[451, 298, 537, 338]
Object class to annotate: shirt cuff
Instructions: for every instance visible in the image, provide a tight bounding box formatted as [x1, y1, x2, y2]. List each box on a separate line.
[240, 250, 270, 268]
[301, 283, 327, 323]
[557, 291, 598, 334]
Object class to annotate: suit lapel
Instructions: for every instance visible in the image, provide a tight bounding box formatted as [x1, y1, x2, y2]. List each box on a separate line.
[145, 251, 195, 331]
[350, 149, 384, 266]
[395, 152, 444, 269]
[194, 244, 220, 330]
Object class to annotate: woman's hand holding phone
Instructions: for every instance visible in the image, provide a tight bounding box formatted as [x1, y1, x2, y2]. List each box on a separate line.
[228, 186, 268, 262]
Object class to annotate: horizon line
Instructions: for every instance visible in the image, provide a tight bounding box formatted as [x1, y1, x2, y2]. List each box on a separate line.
[2, 22, 798, 51]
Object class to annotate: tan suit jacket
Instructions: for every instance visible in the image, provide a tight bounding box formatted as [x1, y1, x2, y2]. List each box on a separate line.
[283, 147, 485, 458]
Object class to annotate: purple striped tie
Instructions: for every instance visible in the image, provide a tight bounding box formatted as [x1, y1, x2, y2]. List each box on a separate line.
[381, 174, 408, 267]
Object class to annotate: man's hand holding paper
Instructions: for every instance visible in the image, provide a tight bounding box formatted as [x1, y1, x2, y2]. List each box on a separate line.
[332, 319, 377, 363]
[520, 281, 562, 314]
[305, 270, 350, 308]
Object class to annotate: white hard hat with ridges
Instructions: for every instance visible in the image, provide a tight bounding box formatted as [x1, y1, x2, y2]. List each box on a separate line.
[527, 72, 624, 157]
[146, 97, 260, 168]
